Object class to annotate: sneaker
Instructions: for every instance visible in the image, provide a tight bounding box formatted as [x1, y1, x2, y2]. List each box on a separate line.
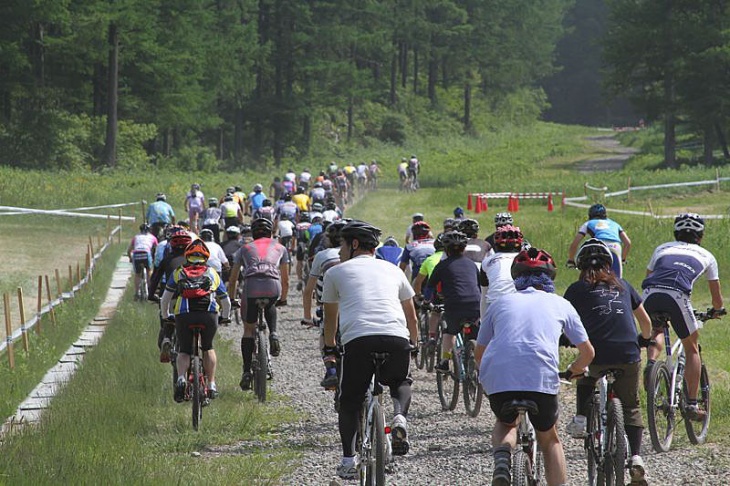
[239, 372, 252, 391]
[174, 377, 186, 403]
[336, 458, 359, 480]
[391, 414, 409, 455]
[435, 359, 450, 373]
[159, 338, 172, 363]
[270, 333, 281, 357]
[685, 403, 707, 422]
[208, 382, 219, 399]
[491, 464, 510, 486]
[629, 455, 646, 482]
[566, 415, 588, 439]
[320, 369, 338, 389]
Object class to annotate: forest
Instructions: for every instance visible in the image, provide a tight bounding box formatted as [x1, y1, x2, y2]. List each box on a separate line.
[1, 0, 729, 171]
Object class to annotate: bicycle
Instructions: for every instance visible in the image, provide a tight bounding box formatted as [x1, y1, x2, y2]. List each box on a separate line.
[186, 321, 210, 431]
[436, 320, 484, 417]
[357, 352, 393, 486]
[645, 308, 725, 452]
[500, 398, 545, 486]
[252, 298, 273, 403]
[416, 302, 443, 373]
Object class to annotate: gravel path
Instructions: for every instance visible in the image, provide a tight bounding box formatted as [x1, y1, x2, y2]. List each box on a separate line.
[575, 134, 639, 173]
[217, 288, 730, 485]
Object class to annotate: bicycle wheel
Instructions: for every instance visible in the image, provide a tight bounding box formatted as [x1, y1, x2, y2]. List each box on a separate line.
[140, 268, 148, 300]
[586, 396, 603, 486]
[436, 353, 460, 411]
[426, 335, 438, 373]
[371, 400, 386, 486]
[416, 309, 428, 370]
[604, 398, 627, 486]
[684, 363, 711, 444]
[512, 450, 532, 486]
[191, 355, 202, 430]
[647, 362, 674, 452]
[462, 341, 483, 418]
[358, 403, 371, 486]
[170, 331, 178, 388]
[254, 329, 268, 403]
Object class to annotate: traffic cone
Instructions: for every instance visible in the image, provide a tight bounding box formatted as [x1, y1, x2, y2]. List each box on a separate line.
[507, 195, 514, 212]
[482, 196, 488, 212]
[547, 193, 554, 212]
[475, 196, 482, 213]
[467, 194, 473, 210]
[512, 195, 520, 212]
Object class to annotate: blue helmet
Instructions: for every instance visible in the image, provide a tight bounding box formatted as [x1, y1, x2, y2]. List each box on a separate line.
[589, 204, 607, 219]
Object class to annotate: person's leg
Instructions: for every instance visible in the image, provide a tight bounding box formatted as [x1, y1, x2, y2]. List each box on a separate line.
[682, 332, 701, 399]
[536, 427, 567, 486]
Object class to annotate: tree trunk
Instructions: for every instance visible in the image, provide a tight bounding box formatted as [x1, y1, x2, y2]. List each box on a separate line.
[428, 53, 437, 104]
[413, 48, 418, 94]
[93, 62, 104, 117]
[463, 82, 471, 133]
[234, 105, 245, 162]
[35, 22, 45, 89]
[703, 125, 713, 165]
[2, 91, 11, 122]
[400, 42, 407, 89]
[715, 122, 730, 159]
[102, 22, 119, 168]
[347, 97, 354, 142]
[663, 73, 676, 168]
[390, 52, 397, 106]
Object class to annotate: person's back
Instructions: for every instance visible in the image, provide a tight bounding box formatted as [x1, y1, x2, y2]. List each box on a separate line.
[400, 237, 435, 277]
[480, 224, 522, 315]
[375, 237, 403, 266]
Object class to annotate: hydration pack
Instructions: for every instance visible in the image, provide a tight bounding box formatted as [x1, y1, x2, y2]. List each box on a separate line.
[177, 264, 213, 299]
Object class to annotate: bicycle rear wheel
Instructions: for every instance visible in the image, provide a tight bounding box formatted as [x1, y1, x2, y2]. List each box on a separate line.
[604, 398, 627, 486]
[371, 400, 387, 486]
[684, 363, 711, 444]
[191, 355, 202, 430]
[436, 353, 459, 411]
[426, 336, 437, 373]
[586, 395, 603, 486]
[647, 362, 674, 452]
[254, 329, 268, 403]
[462, 341, 483, 418]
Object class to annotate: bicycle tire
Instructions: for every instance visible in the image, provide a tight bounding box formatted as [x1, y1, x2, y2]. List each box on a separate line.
[462, 341, 483, 418]
[604, 397, 627, 486]
[426, 336, 438, 373]
[170, 332, 178, 388]
[647, 362, 674, 452]
[255, 328, 268, 403]
[684, 363, 711, 444]
[192, 355, 202, 430]
[416, 309, 428, 370]
[358, 401, 371, 486]
[512, 450, 532, 486]
[586, 395, 602, 486]
[436, 353, 460, 411]
[372, 400, 386, 486]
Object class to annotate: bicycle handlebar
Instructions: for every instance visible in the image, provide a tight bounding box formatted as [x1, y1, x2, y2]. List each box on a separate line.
[694, 307, 727, 322]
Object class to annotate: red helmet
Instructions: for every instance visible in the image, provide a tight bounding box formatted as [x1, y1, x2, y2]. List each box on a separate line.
[511, 247, 556, 280]
[494, 225, 523, 251]
[411, 221, 431, 240]
[169, 230, 193, 250]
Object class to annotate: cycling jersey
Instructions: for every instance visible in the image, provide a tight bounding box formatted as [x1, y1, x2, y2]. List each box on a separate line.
[277, 219, 295, 238]
[202, 240, 227, 274]
[233, 237, 289, 298]
[254, 206, 275, 222]
[578, 218, 624, 244]
[292, 193, 310, 211]
[375, 246, 404, 266]
[309, 187, 326, 203]
[400, 239, 435, 277]
[146, 201, 175, 225]
[356, 164, 368, 178]
[186, 190, 205, 215]
[131, 233, 157, 254]
[201, 207, 222, 226]
[220, 201, 240, 218]
[249, 192, 267, 211]
[322, 209, 340, 223]
[464, 237, 489, 266]
[276, 201, 298, 221]
[419, 250, 444, 278]
[310, 247, 341, 303]
[299, 171, 312, 185]
[282, 180, 295, 194]
[427, 255, 480, 321]
[642, 241, 719, 295]
[398, 163, 408, 175]
[166, 264, 228, 314]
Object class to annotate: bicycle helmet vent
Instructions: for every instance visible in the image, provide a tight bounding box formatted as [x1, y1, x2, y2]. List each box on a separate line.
[494, 225, 523, 251]
[511, 247, 556, 280]
[412, 221, 431, 240]
[457, 218, 479, 238]
[184, 239, 210, 263]
[341, 220, 382, 249]
[576, 238, 613, 270]
[442, 231, 468, 251]
[494, 212, 513, 227]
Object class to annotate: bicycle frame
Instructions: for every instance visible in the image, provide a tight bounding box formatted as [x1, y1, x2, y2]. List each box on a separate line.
[358, 354, 392, 486]
[517, 409, 538, 466]
[663, 328, 686, 412]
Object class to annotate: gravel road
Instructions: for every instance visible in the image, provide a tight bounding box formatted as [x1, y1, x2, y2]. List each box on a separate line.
[217, 286, 730, 485]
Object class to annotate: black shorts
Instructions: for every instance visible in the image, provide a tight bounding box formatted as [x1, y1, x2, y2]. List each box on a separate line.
[279, 236, 292, 249]
[296, 242, 308, 261]
[443, 309, 480, 336]
[488, 391, 559, 432]
[244, 296, 278, 323]
[175, 312, 218, 354]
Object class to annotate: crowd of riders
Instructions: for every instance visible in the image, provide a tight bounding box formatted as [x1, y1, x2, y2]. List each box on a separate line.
[134, 160, 724, 486]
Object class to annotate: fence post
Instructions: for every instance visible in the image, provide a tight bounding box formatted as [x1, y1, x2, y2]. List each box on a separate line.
[89, 235, 95, 257]
[141, 199, 146, 223]
[106, 214, 111, 241]
[4, 293, 15, 369]
[36, 276, 43, 335]
[76, 262, 81, 284]
[716, 168, 721, 192]
[118, 210, 122, 243]
[627, 176, 631, 203]
[45, 275, 57, 327]
[68, 265, 73, 290]
[17, 287, 28, 354]
[55, 269, 62, 296]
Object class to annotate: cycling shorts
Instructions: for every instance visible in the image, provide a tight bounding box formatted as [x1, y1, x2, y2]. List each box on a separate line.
[407, 167, 418, 178]
[443, 308, 480, 336]
[399, 171, 407, 181]
[604, 241, 623, 277]
[175, 311, 217, 353]
[279, 236, 292, 250]
[244, 296, 278, 324]
[296, 242, 308, 261]
[488, 391, 559, 432]
[642, 288, 698, 339]
[132, 251, 152, 274]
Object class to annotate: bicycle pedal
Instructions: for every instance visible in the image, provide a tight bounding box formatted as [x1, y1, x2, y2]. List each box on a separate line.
[391, 439, 409, 456]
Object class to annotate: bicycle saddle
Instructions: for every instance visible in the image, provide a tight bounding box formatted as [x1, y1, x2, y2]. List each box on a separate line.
[502, 399, 539, 416]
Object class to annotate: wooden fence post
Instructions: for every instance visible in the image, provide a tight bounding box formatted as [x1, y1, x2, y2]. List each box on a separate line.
[86, 246, 91, 275]
[4, 293, 15, 369]
[54, 269, 62, 297]
[17, 287, 28, 354]
[36, 276, 43, 335]
[45, 275, 56, 327]
[141, 199, 146, 224]
[106, 214, 111, 241]
[118, 209, 122, 243]
[68, 265, 73, 290]
[627, 176, 632, 203]
[76, 262, 81, 284]
[89, 235, 95, 257]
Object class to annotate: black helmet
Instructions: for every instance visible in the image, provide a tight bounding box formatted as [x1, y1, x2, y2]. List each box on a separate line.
[383, 236, 399, 247]
[576, 238, 613, 270]
[251, 218, 273, 239]
[511, 247, 556, 280]
[340, 220, 382, 250]
[139, 223, 150, 233]
[299, 212, 311, 223]
[326, 220, 348, 246]
[674, 213, 705, 243]
[442, 230, 468, 252]
[434, 232, 445, 252]
[262, 198, 272, 207]
[457, 218, 479, 238]
[156, 193, 166, 201]
[443, 217, 456, 231]
[589, 204, 607, 219]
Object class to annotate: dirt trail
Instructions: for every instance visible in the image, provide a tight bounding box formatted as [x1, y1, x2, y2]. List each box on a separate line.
[576, 133, 639, 172]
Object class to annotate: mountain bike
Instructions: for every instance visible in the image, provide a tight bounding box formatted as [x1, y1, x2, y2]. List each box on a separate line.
[416, 302, 443, 373]
[501, 398, 545, 486]
[357, 352, 393, 486]
[136, 267, 149, 301]
[645, 308, 724, 452]
[186, 322, 210, 431]
[252, 298, 273, 403]
[436, 320, 483, 417]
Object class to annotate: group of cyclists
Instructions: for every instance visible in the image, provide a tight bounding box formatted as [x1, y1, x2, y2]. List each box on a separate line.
[131, 164, 723, 486]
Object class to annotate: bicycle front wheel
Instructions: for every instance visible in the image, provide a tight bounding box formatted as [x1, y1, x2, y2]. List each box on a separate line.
[512, 450, 532, 486]
[254, 329, 268, 403]
[684, 363, 711, 444]
[604, 397, 627, 486]
[462, 341, 483, 418]
[586, 395, 603, 486]
[191, 355, 202, 430]
[647, 362, 674, 452]
[436, 353, 459, 411]
[416, 310, 428, 370]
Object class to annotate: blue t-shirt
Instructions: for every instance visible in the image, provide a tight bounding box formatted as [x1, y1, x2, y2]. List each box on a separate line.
[564, 279, 641, 365]
[478, 288, 588, 395]
[250, 192, 267, 211]
[400, 239, 435, 276]
[146, 201, 175, 224]
[375, 246, 403, 266]
[578, 218, 623, 244]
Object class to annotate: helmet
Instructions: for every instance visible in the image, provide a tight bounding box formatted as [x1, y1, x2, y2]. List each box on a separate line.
[411, 221, 431, 240]
[589, 204, 607, 219]
[383, 236, 399, 247]
[251, 218, 273, 238]
[297, 186, 305, 194]
[457, 218, 479, 238]
[199, 228, 214, 242]
[208, 197, 218, 205]
[234, 185, 242, 192]
[511, 247, 556, 280]
[314, 181, 323, 188]
[326, 220, 347, 246]
[283, 193, 292, 201]
[312, 202, 324, 212]
[443, 218, 456, 231]
[674, 213, 705, 243]
[156, 193, 166, 201]
[226, 186, 235, 195]
[184, 239, 210, 263]
[411, 213, 424, 222]
[224, 195, 233, 202]
[433, 232, 445, 252]
[576, 238, 613, 270]
[494, 212, 513, 227]
[442, 231, 468, 252]
[340, 220, 382, 250]
[411, 154, 417, 159]
[191, 183, 201, 191]
[240, 224, 252, 235]
[494, 225, 523, 251]
[262, 199, 272, 207]
[299, 212, 311, 223]
[169, 231, 193, 250]
[178, 219, 190, 229]
[226, 226, 241, 235]
[253, 183, 263, 192]
[453, 207, 464, 218]
[139, 223, 150, 233]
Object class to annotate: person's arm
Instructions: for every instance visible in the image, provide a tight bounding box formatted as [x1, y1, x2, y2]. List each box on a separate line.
[279, 262, 289, 302]
[569, 340, 595, 375]
[126, 238, 135, 259]
[708, 279, 724, 311]
[567, 232, 585, 263]
[184, 195, 190, 212]
[302, 276, 317, 320]
[633, 303, 652, 340]
[160, 289, 174, 318]
[619, 230, 631, 262]
[228, 264, 241, 301]
[401, 297, 418, 345]
[412, 273, 426, 295]
[323, 302, 339, 347]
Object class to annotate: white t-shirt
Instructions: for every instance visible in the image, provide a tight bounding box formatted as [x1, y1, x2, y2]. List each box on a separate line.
[299, 171, 312, 183]
[481, 252, 518, 304]
[322, 255, 414, 345]
[203, 240, 228, 273]
[277, 219, 295, 238]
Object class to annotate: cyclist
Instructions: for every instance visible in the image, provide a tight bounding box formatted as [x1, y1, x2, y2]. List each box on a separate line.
[563, 238, 653, 484]
[458, 218, 490, 266]
[309, 201, 324, 222]
[375, 236, 403, 266]
[453, 206, 465, 220]
[233, 186, 247, 213]
[275, 192, 299, 222]
[276, 213, 296, 259]
[200, 197, 223, 243]
[476, 247, 594, 486]
[485, 212, 514, 250]
[282, 172, 296, 195]
[567, 203, 631, 277]
[322, 199, 342, 223]
[443, 217, 456, 232]
[404, 212, 425, 244]
[479, 225, 521, 316]
[294, 213, 312, 290]
[269, 177, 284, 203]
[253, 198, 276, 222]
[641, 213, 724, 421]
[427, 231, 480, 373]
[368, 160, 380, 189]
[127, 223, 158, 300]
[397, 158, 408, 189]
[292, 186, 311, 213]
[309, 182, 326, 207]
[228, 218, 290, 390]
[199, 228, 229, 278]
[160, 239, 231, 401]
[220, 194, 243, 230]
[334, 170, 349, 207]
[321, 220, 419, 478]
[399, 221, 435, 280]
[299, 168, 312, 190]
[407, 154, 420, 184]
[146, 193, 176, 239]
[413, 232, 445, 346]
[184, 183, 205, 233]
[356, 161, 369, 191]
[221, 226, 243, 284]
[248, 183, 268, 216]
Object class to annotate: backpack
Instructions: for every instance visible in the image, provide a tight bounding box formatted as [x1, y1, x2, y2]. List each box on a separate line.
[177, 264, 213, 299]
